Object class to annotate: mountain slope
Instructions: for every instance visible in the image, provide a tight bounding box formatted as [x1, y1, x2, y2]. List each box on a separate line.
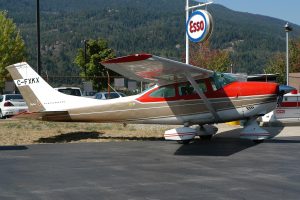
[1, 0, 300, 81]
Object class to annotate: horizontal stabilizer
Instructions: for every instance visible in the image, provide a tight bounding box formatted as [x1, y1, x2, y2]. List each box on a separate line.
[12, 111, 72, 122]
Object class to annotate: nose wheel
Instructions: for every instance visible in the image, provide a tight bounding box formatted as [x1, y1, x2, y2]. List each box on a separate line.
[200, 135, 213, 140]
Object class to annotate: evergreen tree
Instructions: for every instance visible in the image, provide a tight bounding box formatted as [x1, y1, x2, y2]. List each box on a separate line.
[74, 38, 116, 91]
[265, 38, 300, 84]
[0, 11, 26, 92]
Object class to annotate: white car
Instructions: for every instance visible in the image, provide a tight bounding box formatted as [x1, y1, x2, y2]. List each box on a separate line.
[0, 94, 28, 119]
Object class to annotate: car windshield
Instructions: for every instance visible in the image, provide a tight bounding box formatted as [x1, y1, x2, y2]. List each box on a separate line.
[58, 89, 81, 96]
[5, 95, 23, 101]
[211, 72, 237, 90]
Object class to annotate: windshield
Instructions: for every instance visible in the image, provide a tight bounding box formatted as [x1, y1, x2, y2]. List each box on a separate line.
[211, 72, 237, 90]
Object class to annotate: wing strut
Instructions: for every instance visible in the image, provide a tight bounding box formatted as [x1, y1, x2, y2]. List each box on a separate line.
[184, 72, 220, 122]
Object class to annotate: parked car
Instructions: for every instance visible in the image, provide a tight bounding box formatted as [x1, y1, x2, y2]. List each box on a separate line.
[0, 94, 28, 119]
[94, 92, 126, 100]
[54, 87, 83, 96]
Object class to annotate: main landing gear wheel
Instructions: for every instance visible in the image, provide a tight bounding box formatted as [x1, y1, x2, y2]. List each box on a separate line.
[200, 135, 213, 140]
[253, 140, 264, 144]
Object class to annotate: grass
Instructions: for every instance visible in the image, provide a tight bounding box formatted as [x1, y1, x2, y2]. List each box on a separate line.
[0, 119, 175, 145]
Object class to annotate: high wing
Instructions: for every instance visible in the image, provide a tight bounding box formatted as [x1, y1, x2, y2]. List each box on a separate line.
[101, 54, 214, 85]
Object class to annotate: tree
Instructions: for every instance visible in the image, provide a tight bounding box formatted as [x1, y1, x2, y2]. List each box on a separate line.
[0, 11, 26, 92]
[265, 53, 285, 84]
[189, 41, 231, 73]
[74, 38, 116, 91]
[265, 38, 300, 84]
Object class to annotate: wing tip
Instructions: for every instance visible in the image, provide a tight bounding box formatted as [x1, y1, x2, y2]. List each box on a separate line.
[101, 54, 152, 64]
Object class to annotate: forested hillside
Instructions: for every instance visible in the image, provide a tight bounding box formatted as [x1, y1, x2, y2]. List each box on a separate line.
[1, 0, 300, 82]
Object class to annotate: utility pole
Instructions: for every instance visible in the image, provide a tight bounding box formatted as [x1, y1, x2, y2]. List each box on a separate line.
[284, 22, 292, 85]
[36, 0, 41, 75]
[84, 39, 88, 78]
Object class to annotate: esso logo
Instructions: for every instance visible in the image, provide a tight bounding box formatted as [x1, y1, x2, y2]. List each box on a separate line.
[189, 20, 205, 33]
[186, 10, 213, 43]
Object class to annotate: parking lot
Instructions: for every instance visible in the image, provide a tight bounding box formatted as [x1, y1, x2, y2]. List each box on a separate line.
[0, 125, 300, 200]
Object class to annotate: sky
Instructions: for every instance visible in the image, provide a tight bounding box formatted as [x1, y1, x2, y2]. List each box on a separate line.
[213, 0, 300, 25]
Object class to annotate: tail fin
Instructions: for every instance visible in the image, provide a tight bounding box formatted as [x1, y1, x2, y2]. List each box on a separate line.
[6, 62, 78, 112]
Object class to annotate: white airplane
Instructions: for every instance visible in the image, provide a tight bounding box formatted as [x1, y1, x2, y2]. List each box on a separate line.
[7, 54, 294, 143]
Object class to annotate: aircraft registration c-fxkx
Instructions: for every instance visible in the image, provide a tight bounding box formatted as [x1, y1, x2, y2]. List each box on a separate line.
[7, 54, 294, 143]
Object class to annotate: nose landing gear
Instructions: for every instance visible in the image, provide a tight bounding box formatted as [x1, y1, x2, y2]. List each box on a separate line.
[240, 117, 270, 143]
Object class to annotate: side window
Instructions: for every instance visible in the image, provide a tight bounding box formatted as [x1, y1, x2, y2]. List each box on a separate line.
[0, 96, 3, 102]
[210, 78, 220, 91]
[150, 86, 175, 98]
[197, 80, 207, 93]
[179, 83, 194, 96]
[210, 78, 218, 91]
[179, 80, 207, 96]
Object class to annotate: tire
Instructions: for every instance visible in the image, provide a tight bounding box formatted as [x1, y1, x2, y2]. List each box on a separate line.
[0, 109, 4, 119]
[200, 135, 213, 140]
[253, 140, 264, 144]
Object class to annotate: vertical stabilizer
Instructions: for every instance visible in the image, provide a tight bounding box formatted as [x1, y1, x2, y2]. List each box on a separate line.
[6, 62, 72, 112]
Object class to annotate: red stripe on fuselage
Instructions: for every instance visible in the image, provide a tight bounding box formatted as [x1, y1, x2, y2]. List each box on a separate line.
[137, 81, 278, 103]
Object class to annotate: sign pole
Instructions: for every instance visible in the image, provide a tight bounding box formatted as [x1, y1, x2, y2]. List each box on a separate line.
[186, 0, 189, 64]
[185, 0, 213, 65]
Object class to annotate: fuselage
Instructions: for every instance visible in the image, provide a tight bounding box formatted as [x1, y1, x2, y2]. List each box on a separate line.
[63, 79, 279, 125]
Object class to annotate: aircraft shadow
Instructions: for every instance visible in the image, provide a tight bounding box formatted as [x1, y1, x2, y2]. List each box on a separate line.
[174, 126, 286, 157]
[35, 131, 104, 143]
[174, 137, 256, 156]
[35, 131, 165, 143]
[0, 146, 28, 151]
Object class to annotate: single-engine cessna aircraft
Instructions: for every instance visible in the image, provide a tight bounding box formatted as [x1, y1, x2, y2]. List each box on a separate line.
[7, 54, 294, 143]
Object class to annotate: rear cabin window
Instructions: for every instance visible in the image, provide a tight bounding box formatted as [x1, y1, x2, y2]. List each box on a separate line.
[150, 86, 175, 98]
[178, 80, 207, 96]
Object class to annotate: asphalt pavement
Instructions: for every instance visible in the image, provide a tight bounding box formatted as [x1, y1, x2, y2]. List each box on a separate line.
[1, 135, 300, 200]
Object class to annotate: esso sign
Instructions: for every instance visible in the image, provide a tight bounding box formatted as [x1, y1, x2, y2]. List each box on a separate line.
[186, 10, 213, 43]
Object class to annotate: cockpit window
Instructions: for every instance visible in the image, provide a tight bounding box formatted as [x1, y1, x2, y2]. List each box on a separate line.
[178, 80, 207, 96]
[150, 85, 175, 98]
[211, 72, 237, 90]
